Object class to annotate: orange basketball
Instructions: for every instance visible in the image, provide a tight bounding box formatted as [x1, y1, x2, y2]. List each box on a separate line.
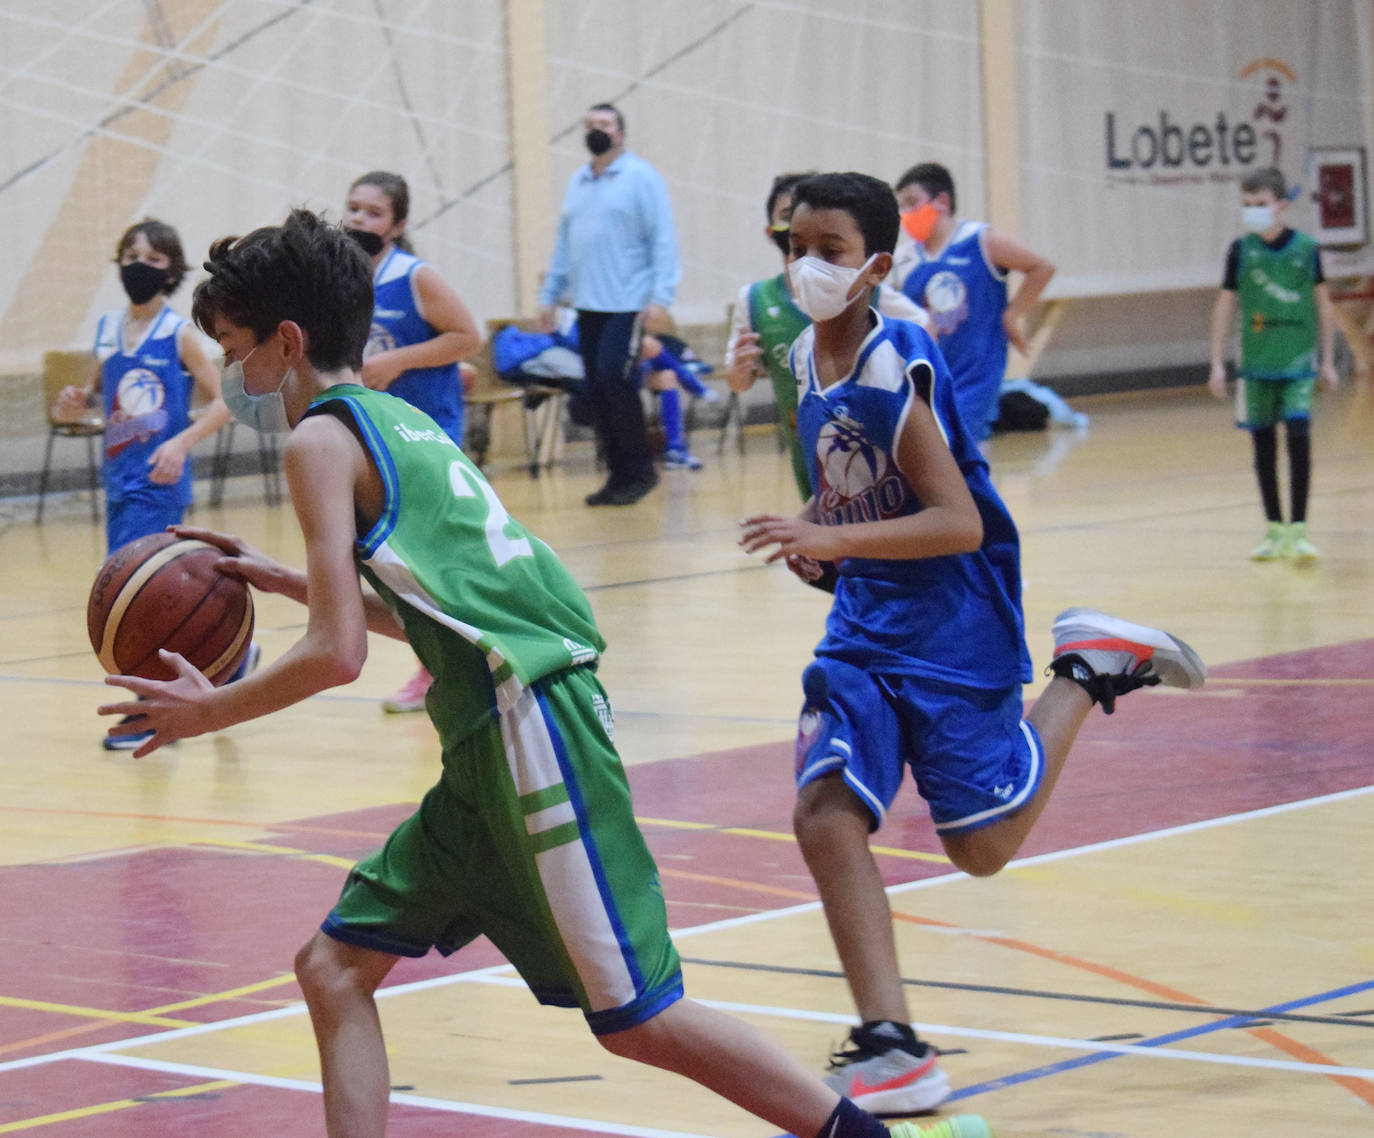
[87, 533, 254, 686]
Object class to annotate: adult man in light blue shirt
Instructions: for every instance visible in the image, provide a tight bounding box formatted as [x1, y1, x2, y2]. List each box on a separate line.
[538, 103, 681, 506]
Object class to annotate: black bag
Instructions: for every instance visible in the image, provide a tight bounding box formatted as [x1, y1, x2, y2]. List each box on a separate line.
[991, 389, 1050, 433]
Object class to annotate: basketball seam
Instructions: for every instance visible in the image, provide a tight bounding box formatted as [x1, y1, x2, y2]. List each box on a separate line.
[98, 541, 224, 676]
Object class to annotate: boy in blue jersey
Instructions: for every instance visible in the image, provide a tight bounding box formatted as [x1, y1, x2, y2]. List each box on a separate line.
[99, 209, 985, 1138]
[893, 164, 1055, 441]
[741, 174, 1206, 1115]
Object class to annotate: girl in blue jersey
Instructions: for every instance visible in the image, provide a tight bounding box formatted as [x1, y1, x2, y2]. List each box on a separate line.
[741, 173, 1204, 1117]
[54, 218, 237, 750]
[342, 171, 484, 714]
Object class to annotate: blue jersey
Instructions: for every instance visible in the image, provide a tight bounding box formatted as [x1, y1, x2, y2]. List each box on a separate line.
[790, 312, 1030, 689]
[900, 220, 1008, 439]
[368, 247, 465, 445]
[94, 305, 193, 506]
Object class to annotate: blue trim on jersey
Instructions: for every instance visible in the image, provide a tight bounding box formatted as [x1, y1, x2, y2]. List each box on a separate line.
[310, 390, 402, 557]
[534, 685, 646, 995]
[319, 913, 430, 958]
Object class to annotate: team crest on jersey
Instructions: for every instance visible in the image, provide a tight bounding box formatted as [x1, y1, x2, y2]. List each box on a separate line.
[364, 321, 397, 360]
[923, 270, 970, 336]
[814, 409, 910, 524]
[105, 367, 168, 457]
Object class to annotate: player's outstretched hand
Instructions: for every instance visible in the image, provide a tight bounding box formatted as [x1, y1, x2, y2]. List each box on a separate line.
[169, 525, 303, 600]
[739, 514, 844, 564]
[99, 650, 214, 758]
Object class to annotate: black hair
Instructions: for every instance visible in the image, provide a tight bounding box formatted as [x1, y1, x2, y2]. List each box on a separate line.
[894, 162, 957, 214]
[114, 218, 189, 293]
[192, 209, 375, 372]
[588, 102, 625, 132]
[1241, 166, 1287, 199]
[789, 172, 900, 257]
[348, 170, 415, 254]
[765, 171, 816, 222]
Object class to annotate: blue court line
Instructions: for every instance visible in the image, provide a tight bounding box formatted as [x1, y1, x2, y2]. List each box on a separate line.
[947, 977, 1374, 1101]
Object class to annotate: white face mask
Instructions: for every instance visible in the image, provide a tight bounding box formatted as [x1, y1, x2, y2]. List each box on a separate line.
[787, 254, 877, 322]
[1242, 204, 1275, 232]
[220, 345, 292, 434]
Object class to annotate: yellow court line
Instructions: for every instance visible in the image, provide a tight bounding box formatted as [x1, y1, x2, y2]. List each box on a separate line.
[0, 996, 195, 1030]
[0, 1079, 238, 1133]
[180, 837, 356, 869]
[636, 815, 950, 864]
[145, 973, 299, 1015]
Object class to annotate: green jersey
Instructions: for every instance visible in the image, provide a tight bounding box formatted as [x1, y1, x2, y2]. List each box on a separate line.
[1235, 229, 1320, 381]
[306, 385, 604, 745]
[747, 274, 813, 498]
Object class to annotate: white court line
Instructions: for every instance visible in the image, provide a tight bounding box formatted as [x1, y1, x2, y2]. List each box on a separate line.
[2, 782, 1370, 1124]
[78, 1052, 718, 1138]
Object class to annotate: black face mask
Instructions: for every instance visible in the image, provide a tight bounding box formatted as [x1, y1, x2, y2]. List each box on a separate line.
[769, 226, 791, 257]
[585, 129, 613, 156]
[120, 260, 168, 305]
[345, 228, 386, 257]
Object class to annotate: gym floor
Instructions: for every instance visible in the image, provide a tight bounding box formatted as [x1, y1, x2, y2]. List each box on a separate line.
[1, 380, 1371, 1136]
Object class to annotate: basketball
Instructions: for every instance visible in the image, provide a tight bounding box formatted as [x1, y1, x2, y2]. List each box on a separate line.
[87, 533, 254, 686]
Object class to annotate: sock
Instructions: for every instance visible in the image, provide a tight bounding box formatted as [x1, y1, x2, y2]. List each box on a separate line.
[649, 349, 709, 397]
[1251, 425, 1282, 523]
[858, 1019, 923, 1055]
[1286, 418, 1311, 522]
[658, 387, 686, 451]
[814, 1096, 889, 1138]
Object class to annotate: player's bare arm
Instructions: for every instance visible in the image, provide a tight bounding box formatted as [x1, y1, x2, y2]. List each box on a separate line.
[741, 397, 981, 564]
[985, 229, 1055, 355]
[98, 418, 378, 756]
[361, 267, 482, 389]
[1208, 289, 1238, 398]
[1315, 281, 1340, 390]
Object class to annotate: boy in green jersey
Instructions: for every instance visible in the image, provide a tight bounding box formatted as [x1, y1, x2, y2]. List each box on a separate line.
[98, 210, 985, 1138]
[1209, 166, 1340, 561]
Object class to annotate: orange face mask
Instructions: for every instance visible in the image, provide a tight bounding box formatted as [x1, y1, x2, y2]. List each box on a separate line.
[900, 202, 940, 244]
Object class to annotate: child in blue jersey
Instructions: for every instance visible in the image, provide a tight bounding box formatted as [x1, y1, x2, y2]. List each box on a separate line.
[343, 171, 484, 714]
[741, 173, 1206, 1116]
[54, 218, 237, 751]
[99, 208, 985, 1138]
[893, 163, 1055, 441]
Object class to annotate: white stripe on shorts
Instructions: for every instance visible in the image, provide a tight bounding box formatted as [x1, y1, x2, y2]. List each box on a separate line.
[499, 686, 638, 1012]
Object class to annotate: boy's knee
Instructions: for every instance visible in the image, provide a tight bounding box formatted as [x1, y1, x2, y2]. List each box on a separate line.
[939, 831, 1012, 878]
[594, 1014, 669, 1065]
[793, 777, 869, 850]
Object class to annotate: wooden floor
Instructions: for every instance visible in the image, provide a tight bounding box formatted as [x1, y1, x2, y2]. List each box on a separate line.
[2, 380, 1372, 1137]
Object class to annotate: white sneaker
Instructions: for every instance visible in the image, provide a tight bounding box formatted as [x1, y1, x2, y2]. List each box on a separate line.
[823, 1026, 950, 1115]
[1049, 607, 1206, 714]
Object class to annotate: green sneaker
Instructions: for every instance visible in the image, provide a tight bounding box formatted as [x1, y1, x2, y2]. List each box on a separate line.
[1251, 522, 1287, 561]
[888, 1117, 993, 1138]
[1288, 522, 1319, 561]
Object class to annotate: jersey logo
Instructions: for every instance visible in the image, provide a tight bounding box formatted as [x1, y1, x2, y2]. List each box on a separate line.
[591, 693, 615, 739]
[814, 409, 910, 526]
[364, 321, 398, 359]
[105, 367, 168, 458]
[923, 270, 970, 337]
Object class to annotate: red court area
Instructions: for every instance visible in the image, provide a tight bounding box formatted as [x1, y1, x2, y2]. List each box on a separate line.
[3, 639, 1372, 1130]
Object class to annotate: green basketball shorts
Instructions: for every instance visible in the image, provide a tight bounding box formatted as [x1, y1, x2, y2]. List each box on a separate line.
[1236, 375, 1314, 429]
[322, 666, 683, 1034]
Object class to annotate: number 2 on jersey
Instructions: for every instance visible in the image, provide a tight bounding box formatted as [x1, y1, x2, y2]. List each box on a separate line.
[448, 461, 533, 567]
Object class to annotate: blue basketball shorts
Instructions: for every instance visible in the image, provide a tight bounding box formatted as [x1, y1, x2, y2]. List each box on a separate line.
[794, 655, 1045, 834]
[105, 488, 187, 554]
